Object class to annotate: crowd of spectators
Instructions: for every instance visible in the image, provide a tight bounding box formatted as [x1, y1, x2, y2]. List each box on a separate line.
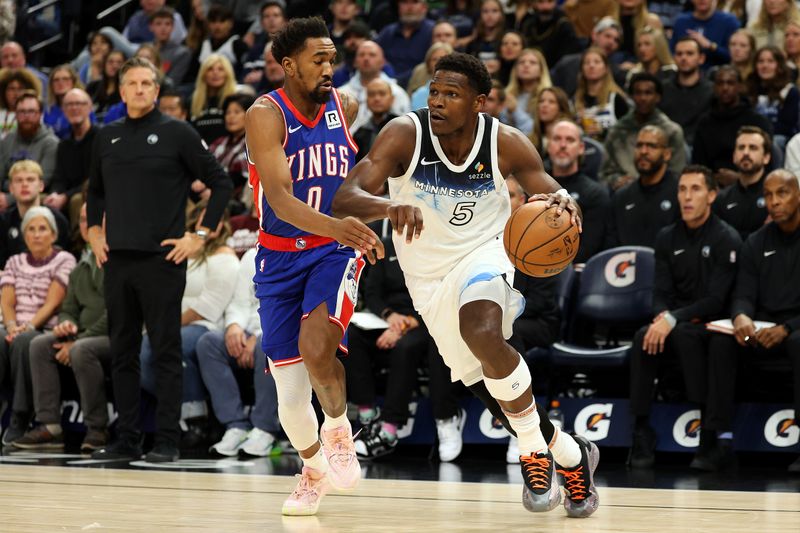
[0, 0, 797, 473]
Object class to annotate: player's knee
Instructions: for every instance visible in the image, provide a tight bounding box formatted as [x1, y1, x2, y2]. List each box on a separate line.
[459, 317, 503, 354]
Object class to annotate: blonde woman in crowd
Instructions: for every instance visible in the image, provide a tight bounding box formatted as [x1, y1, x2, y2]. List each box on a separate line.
[749, 0, 800, 48]
[504, 48, 551, 135]
[625, 26, 677, 88]
[729, 28, 757, 82]
[613, 0, 663, 62]
[190, 53, 237, 143]
[529, 86, 572, 154]
[574, 47, 629, 141]
[407, 42, 455, 96]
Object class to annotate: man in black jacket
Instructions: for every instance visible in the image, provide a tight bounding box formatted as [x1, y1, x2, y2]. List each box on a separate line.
[700, 170, 800, 473]
[86, 57, 232, 462]
[627, 165, 742, 469]
[521, 0, 582, 68]
[659, 37, 713, 146]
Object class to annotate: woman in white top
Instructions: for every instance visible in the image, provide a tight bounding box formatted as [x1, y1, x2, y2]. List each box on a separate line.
[140, 201, 239, 431]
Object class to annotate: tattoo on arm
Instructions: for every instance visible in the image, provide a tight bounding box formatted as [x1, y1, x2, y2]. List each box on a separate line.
[339, 90, 359, 127]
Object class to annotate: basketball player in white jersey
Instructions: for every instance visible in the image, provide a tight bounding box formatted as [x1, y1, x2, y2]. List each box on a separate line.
[333, 53, 599, 518]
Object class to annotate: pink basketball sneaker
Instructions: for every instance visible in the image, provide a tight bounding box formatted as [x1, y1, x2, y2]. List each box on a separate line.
[321, 425, 362, 490]
[282, 466, 329, 516]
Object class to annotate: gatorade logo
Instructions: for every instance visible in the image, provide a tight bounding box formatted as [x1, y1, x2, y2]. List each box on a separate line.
[574, 403, 613, 441]
[604, 252, 636, 288]
[672, 409, 701, 448]
[479, 408, 511, 439]
[763, 409, 799, 447]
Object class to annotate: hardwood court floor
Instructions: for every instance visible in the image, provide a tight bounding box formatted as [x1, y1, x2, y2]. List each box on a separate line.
[0, 464, 797, 532]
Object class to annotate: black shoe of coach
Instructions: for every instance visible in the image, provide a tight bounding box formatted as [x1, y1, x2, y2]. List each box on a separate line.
[91, 436, 143, 460]
[145, 442, 180, 463]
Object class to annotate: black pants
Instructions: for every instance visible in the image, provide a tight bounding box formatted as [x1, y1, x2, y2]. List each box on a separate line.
[508, 317, 559, 355]
[705, 330, 800, 432]
[344, 325, 460, 425]
[629, 321, 710, 418]
[105, 251, 186, 446]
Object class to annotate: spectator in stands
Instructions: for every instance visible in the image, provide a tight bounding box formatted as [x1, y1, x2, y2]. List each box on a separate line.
[530, 86, 572, 155]
[348, 236, 464, 462]
[44, 89, 96, 239]
[432, 20, 459, 48]
[546, 120, 610, 263]
[504, 48, 551, 136]
[0, 206, 76, 445]
[625, 26, 677, 87]
[0, 161, 70, 266]
[608, 125, 680, 247]
[12, 203, 111, 452]
[340, 41, 410, 134]
[748, 0, 799, 49]
[197, 5, 249, 79]
[748, 46, 799, 147]
[671, 0, 740, 67]
[199, 247, 280, 457]
[0, 68, 42, 139]
[150, 7, 191, 86]
[0, 0, 14, 44]
[613, 0, 663, 62]
[207, 93, 254, 216]
[465, 0, 506, 76]
[551, 17, 624, 98]
[78, 32, 113, 85]
[139, 202, 238, 449]
[721, 0, 759, 26]
[158, 89, 188, 121]
[1, 41, 48, 90]
[376, 0, 435, 88]
[242, 0, 287, 73]
[409, 43, 454, 109]
[496, 30, 525, 86]
[186, 0, 209, 54]
[44, 65, 85, 140]
[329, 0, 363, 57]
[564, 0, 616, 39]
[729, 28, 757, 82]
[135, 45, 172, 90]
[701, 169, 800, 473]
[124, 0, 187, 46]
[227, 205, 259, 257]
[0, 92, 59, 193]
[660, 37, 714, 146]
[86, 50, 124, 123]
[331, 21, 377, 88]
[354, 79, 397, 162]
[627, 165, 742, 469]
[573, 47, 629, 141]
[482, 80, 511, 124]
[784, 17, 800, 75]
[713, 126, 772, 239]
[506, 0, 534, 31]
[252, 41, 284, 94]
[693, 65, 774, 179]
[431, 0, 478, 43]
[190, 53, 237, 143]
[521, 0, 581, 67]
[601, 73, 687, 190]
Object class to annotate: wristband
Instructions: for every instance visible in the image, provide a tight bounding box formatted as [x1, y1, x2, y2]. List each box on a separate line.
[662, 312, 677, 328]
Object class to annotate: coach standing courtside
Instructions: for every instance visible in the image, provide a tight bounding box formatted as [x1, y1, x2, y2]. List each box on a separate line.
[86, 57, 232, 462]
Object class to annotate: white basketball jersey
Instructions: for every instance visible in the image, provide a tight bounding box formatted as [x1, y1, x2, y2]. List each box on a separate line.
[388, 109, 511, 279]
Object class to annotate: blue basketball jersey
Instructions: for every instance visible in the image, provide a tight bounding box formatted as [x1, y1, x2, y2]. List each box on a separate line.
[247, 88, 358, 239]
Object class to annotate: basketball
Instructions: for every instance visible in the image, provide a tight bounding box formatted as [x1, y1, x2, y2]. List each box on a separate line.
[503, 201, 580, 277]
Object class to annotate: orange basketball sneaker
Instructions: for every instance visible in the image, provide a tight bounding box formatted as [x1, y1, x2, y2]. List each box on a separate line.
[321, 425, 362, 490]
[282, 466, 329, 516]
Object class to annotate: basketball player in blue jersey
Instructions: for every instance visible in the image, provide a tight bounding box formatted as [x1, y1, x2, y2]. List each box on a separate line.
[244, 17, 384, 516]
[333, 52, 600, 518]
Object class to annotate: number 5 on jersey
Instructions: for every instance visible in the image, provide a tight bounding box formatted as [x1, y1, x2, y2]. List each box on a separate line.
[450, 201, 476, 226]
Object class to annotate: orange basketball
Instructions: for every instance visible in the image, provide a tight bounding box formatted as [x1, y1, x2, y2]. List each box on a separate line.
[503, 201, 580, 277]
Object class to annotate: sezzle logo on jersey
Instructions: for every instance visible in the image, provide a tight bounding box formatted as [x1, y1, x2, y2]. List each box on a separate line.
[285, 142, 350, 181]
[468, 161, 491, 180]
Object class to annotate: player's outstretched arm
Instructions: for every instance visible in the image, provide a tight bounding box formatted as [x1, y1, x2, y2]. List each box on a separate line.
[333, 116, 424, 243]
[499, 124, 583, 232]
[245, 98, 383, 261]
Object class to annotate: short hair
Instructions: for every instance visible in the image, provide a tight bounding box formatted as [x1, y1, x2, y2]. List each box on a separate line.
[119, 57, 160, 85]
[433, 52, 492, 96]
[680, 164, 716, 191]
[261, 0, 286, 16]
[207, 5, 234, 22]
[551, 118, 585, 137]
[15, 90, 42, 111]
[271, 16, 330, 64]
[21, 206, 58, 239]
[714, 64, 742, 82]
[675, 35, 703, 53]
[629, 71, 662, 95]
[8, 159, 43, 180]
[159, 89, 188, 112]
[222, 92, 256, 113]
[737, 125, 773, 156]
[638, 124, 668, 146]
[148, 6, 175, 23]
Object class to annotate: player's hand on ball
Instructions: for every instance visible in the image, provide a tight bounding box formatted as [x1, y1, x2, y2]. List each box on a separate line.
[334, 217, 385, 264]
[387, 204, 423, 243]
[528, 192, 583, 233]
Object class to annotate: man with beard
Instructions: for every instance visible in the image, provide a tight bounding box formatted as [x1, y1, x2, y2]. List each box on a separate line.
[600, 72, 687, 191]
[712, 127, 771, 240]
[659, 37, 713, 146]
[547, 120, 610, 262]
[701, 170, 800, 473]
[376, 0, 435, 88]
[608, 125, 680, 247]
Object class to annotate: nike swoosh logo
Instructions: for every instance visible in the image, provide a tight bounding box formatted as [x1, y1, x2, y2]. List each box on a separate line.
[420, 158, 440, 166]
[389, 256, 398, 262]
[288, 125, 302, 133]
[726, 202, 738, 210]
[674, 249, 685, 255]
[625, 203, 635, 210]
[111, 137, 121, 144]
[764, 250, 777, 257]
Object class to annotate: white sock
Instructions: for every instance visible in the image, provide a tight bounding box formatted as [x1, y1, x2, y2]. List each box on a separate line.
[549, 427, 581, 468]
[302, 446, 329, 474]
[504, 402, 548, 456]
[321, 409, 350, 432]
